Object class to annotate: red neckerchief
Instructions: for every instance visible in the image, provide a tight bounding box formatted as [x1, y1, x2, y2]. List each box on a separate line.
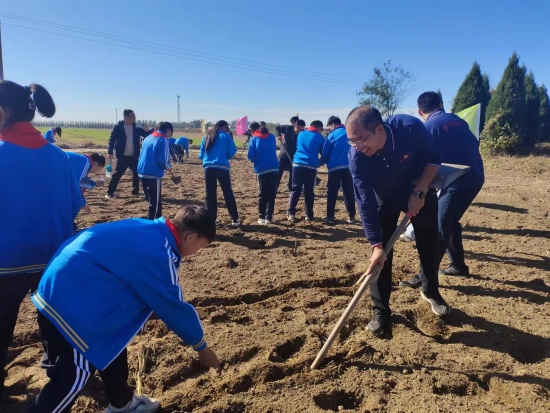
[307, 126, 318, 132]
[253, 131, 270, 139]
[165, 219, 181, 249]
[152, 131, 165, 138]
[0, 122, 48, 149]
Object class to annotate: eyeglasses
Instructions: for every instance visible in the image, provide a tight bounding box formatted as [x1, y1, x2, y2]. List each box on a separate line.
[347, 125, 379, 147]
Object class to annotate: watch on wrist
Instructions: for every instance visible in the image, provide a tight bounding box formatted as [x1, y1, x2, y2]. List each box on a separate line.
[413, 191, 426, 200]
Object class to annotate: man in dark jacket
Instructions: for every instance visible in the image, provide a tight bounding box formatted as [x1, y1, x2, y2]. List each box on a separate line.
[106, 109, 153, 198]
[276, 116, 299, 192]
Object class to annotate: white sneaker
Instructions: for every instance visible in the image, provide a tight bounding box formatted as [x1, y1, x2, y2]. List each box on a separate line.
[105, 194, 115, 200]
[264, 219, 273, 225]
[400, 233, 414, 242]
[287, 214, 295, 223]
[105, 395, 160, 413]
[257, 218, 265, 224]
[231, 220, 241, 228]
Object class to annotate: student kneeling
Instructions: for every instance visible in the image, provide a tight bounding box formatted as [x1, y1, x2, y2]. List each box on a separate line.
[138, 122, 173, 220]
[28, 205, 220, 413]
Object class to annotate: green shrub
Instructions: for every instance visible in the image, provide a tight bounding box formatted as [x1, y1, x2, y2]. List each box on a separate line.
[480, 112, 521, 155]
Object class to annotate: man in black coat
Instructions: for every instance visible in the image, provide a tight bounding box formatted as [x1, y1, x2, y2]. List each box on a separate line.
[276, 116, 299, 192]
[106, 109, 153, 198]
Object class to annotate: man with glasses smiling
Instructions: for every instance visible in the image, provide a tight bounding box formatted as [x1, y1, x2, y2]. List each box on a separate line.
[106, 109, 153, 199]
[347, 105, 450, 336]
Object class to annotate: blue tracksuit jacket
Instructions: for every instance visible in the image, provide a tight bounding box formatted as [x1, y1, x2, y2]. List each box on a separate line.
[31, 217, 207, 370]
[293, 129, 325, 169]
[320, 125, 350, 172]
[0, 123, 83, 276]
[175, 137, 190, 156]
[138, 131, 172, 179]
[247, 132, 279, 175]
[199, 131, 237, 170]
[43, 128, 56, 143]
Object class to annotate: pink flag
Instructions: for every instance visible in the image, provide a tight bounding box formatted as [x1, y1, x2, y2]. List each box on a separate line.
[236, 116, 248, 135]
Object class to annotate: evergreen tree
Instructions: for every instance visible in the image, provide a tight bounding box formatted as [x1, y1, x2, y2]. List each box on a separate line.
[523, 71, 541, 147]
[451, 61, 492, 130]
[485, 52, 526, 136]
[540, 84, 550, 143]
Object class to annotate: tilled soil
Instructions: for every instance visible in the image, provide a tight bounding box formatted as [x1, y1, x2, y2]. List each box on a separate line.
[4, 151, 550, 413]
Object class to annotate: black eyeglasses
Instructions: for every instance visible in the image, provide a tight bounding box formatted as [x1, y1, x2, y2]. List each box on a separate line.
[347, 125, 379, 147]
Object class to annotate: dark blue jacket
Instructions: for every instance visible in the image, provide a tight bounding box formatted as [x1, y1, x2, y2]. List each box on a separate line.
[349, 115, 441, 246]
[425, 111, 484, 190]
[275, 125, 297, 160]
[107, 121, 152, 159]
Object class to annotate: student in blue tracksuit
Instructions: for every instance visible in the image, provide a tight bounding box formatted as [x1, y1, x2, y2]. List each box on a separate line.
[247, 122, 279, 224]
[43, 126, 62, 143]
[28, 205, 220, 413]
[320, 116, 356, 225]
[138, 122, 173, 220]
[0, 80, 83, 399]
[175, 136, 192, 161]
[400, 92, 485, 288]
[199, 120, 240, 227]
[347, 105, 450, 336]
[287, 120, 325, 222]
[66, 152, 106, 214]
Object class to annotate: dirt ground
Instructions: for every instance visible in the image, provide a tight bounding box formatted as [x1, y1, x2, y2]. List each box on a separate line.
[3, 149, 550, 413]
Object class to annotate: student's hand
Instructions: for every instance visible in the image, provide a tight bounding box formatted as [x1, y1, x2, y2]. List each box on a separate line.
[83, 205, 92, 214]
[198, 347, 221, 373]
[407, 195, 425, 217]
[367, 244, 386, 274]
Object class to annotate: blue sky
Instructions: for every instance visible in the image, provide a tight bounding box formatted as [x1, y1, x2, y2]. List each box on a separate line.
[1, 0, 548, 124]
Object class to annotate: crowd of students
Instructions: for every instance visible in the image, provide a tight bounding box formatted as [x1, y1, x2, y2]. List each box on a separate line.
[0, 78, 484, 412]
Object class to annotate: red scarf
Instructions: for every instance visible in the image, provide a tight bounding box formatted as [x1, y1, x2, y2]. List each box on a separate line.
[0, 122, 48, 149]
[152, 131, 165, 138]
[165, 219, 181, 249]
[307, 126, 318, 132]
[253, 131, 270, 139]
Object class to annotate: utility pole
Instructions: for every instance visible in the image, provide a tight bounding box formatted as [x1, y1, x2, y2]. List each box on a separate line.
[115, 109, 118, 124]
[177, 95, 181, 123]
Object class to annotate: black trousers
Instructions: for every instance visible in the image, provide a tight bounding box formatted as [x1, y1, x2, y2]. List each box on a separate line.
[205, 168, 239, 222]
[326, 169, 356, 220]
[277, 156, 293, 192]
[288, 167, 317, 218]
[0, 272, 42, 391]
[141, 178, 162, 220]
[371, 190, 439, 314]
[257, 172, 278, 220]
[171, 146, 184, 163]
[107, 156, 140, 196]
[28, 313, 133, 412]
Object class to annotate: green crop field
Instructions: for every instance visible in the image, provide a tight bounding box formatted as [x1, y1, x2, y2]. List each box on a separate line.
[36, 127, 247, 148]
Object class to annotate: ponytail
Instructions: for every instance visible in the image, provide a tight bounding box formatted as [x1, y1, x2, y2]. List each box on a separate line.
[0, 80, 56, 131]
[205, 120, 229, 153]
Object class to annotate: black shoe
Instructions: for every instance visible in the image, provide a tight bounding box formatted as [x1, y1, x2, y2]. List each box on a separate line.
[399, 274, 422, 288]
[322, 217, 335, 225]
[420, 291, 451, 316]
[131, 190, 140, 196]
[439, 265, 469, 277]
[367, 309, 389, 335]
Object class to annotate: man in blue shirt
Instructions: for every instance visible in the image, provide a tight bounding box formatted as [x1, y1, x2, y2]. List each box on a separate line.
[401, 92, 485, 288]
[347, 105, 450, 336]
[43, 127, 62, 143]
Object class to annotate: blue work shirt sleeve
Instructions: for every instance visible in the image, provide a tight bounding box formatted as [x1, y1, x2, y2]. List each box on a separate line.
[416, 122, 441, 167]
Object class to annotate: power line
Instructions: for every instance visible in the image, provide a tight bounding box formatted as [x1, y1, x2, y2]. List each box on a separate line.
[0, 12, 362, 83]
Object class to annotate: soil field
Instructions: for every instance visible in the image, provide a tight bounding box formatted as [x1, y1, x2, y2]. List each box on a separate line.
[3, 150, 550, 413]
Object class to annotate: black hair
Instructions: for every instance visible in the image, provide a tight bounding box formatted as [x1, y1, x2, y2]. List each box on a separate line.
[54, 126, 62, 135]
[310, 120, 323, 129]
[346, 105, 383, 131]
[290, 116, 299, 123]
[205, 120, 228, 153]
[259, 126, 269, 134]
[327, 116, 341, 126]
[297, 119, 306, 127]
[0, 81, 56, 131]
[249, 121, 260, 132]
[259, 121, 266, 126]
[188, 139, 193, 145]
[123, 109, 134, 117]
[155, 121, 173, 134]
[90, 153, 106, 167]
[172, 205, 216, 243]
[417, 91, 442, 114]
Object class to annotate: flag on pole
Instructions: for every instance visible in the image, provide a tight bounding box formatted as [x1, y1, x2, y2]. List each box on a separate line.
[236, 116, 248, 135]
[455, 103, 481, 140]
[201, 119, 205, 134]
